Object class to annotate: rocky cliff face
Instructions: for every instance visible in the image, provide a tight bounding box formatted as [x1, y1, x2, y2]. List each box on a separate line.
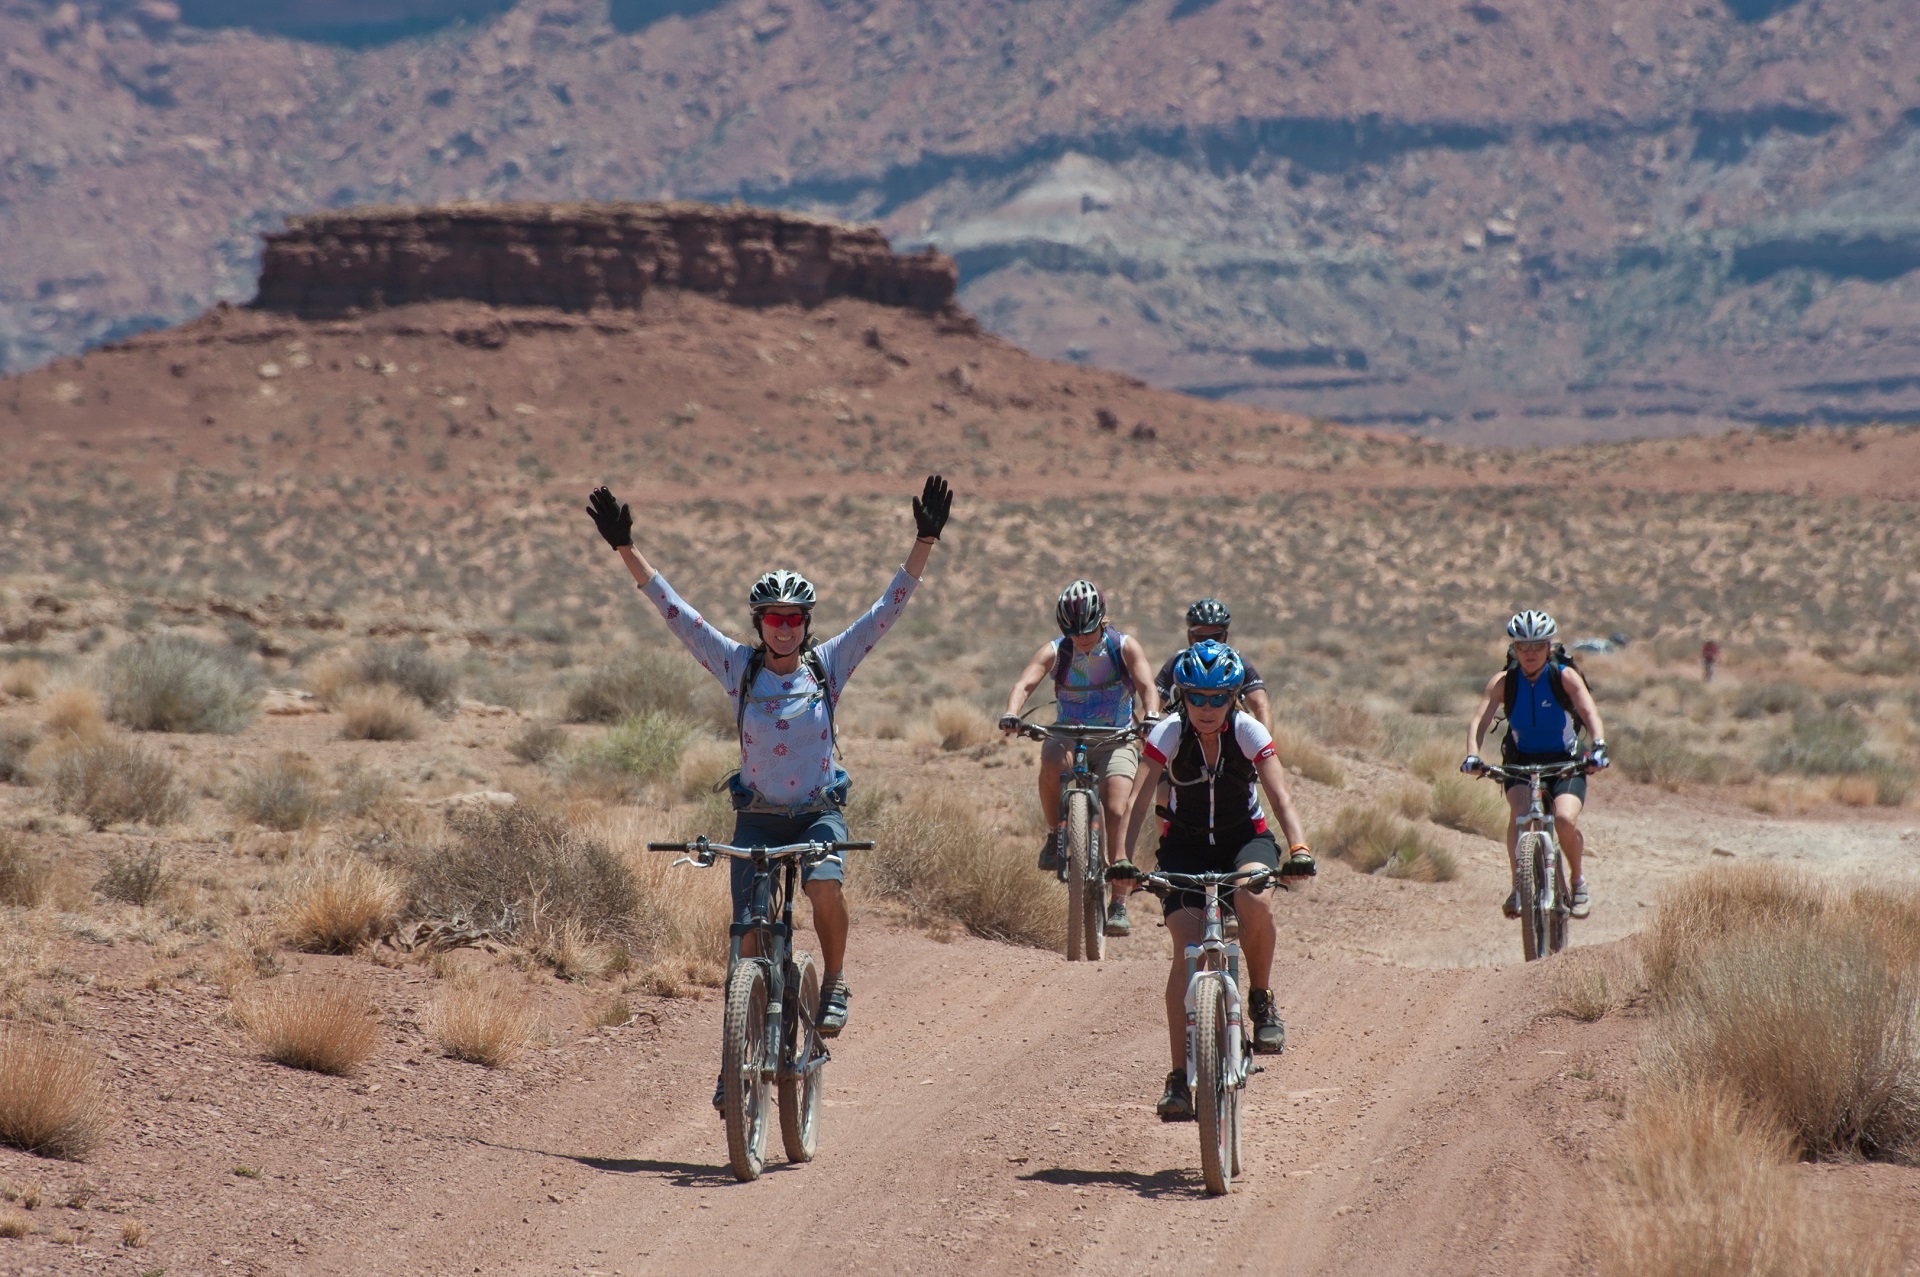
[252, 203, 956, 317]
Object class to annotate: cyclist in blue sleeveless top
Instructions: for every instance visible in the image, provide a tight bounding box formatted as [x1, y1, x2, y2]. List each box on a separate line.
[999, 579, 1160, 937]
[587, 477, 953, 1068]
[1461, 610, 1609, 921]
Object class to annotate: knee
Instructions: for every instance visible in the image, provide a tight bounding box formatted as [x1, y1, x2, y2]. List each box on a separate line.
[805, 878, 845, 905]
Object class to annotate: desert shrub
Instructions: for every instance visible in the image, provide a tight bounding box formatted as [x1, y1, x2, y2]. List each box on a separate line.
[338, 686, 428, 741]
[429, 976, 531, 1067]
[1407, 682, 1456, 716]
[48, 741, 188, 830]
[1733, 680, 1808, 719]
[228, 752, 329, 830]
[1551, 949, 1634, 1022]
[565, 648, 717, 725]
[1406, 739, 1458, 783]
[1869, 761, 1914, 808]
[1312, 803, 1456, 880]
[1603, 1081, 1899, 1277]
[103, 633, 260, 733]
[330, 761, 394, 818]
[1427, 773, 1506, 839]
[408, 803, 639, 944]
[907, 697, 996, 751]
[1641, 865, 1827, 1001]
[564, 712, 703, 797]
[0, 833, 51, 908]
[96, 847, 168, 906]
[1615, 724, 1724, 789]
[0, 660, 47, 701]
[0, 724, 36, 784]
[1761, 710, 1877, 776]
[1300, 697, 1382, 750]
[1271, 725, 1344, 788]
[0, 1024, 107, 1159]
[1387, 785, 1428, 820]
[236, 984, 380, 1075]
[507, 720, 566, 764]
[862, 793, 1065, 949]
[39, 686, 106, 745]
[281, 858, 402, 953]
[356, 641, 458, 712]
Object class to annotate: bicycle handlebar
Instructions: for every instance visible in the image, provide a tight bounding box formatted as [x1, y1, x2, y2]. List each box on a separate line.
[644, 838, 876, 862]
[1015, 722, 1143, 745]
[1473, 761, 1587, 783]
[1110, 866, 1275, 892]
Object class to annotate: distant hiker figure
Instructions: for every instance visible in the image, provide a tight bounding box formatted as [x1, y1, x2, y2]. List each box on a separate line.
[1701, 640, 1720, 683]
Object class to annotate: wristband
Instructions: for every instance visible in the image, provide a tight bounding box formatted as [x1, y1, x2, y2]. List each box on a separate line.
[1289, 844, 1311, 855]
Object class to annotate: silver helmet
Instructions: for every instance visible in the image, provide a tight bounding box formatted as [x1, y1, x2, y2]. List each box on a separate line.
[749, 569, 816, 612]
[1505, 610, 1558, 642]
[1055, 579, 1106, 636]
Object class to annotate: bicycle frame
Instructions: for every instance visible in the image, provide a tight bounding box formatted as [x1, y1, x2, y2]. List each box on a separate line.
[1016, 718, 1141, 880]
[1133, 869, 1268, 1092]
[1477, 762, 1583, 959]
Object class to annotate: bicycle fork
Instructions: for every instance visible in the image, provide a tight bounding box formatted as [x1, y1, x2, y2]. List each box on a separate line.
[1183, 944, 1246, 1093]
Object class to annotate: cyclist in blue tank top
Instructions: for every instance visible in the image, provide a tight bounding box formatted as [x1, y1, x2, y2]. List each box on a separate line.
[1000, 580, 1160, 936]
[1462, 610, 1610, 921]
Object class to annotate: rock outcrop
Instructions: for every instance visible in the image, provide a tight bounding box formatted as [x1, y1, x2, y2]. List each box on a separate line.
[251, 203, 957, 318]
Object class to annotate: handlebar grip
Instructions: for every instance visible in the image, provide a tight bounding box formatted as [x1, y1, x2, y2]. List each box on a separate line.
[645, 841, 691, 851]
[831, 841, 876, 851]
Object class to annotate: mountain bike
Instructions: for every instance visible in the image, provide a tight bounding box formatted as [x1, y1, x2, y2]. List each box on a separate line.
[1113, 863, 1271, 1196]
[646, 835, 872, 1182]
[1015, 715, 1143, 962]
[1474, 761, 1584, 962]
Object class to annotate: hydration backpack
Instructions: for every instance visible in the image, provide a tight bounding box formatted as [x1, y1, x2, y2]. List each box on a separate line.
[1051, 628, 1135, 692]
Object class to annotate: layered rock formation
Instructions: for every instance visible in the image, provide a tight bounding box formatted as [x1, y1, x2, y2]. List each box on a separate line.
[252, 203, 956, 317]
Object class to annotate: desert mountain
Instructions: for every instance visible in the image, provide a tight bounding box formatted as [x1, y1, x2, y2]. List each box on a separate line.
[3, 0, 1919, 439]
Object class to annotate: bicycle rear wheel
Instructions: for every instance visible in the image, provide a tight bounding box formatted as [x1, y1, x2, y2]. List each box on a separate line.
[722, 960, 771, 1181]
[1514, 832, 1545, 962]
[1546, 839, 1570, 956]
[1195, 975, 1234, 1196]
[778, 951, 823, 1164]
[1065, 791, 1093, 962]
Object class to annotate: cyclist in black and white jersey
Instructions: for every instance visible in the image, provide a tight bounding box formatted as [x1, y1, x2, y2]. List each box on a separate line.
[1113, 641, 1314, 1122]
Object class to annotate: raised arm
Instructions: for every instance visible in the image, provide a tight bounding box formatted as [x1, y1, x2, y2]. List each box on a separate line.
[814, 475, 953, 691]
[586, 485, 748, 691]
[586, 487, 658, 586]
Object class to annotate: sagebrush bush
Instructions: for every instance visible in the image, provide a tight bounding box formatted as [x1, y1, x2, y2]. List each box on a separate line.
[429, 976, 531, 1067]
[566, 648, 717, 725]
[1313, 803, 1456, 880]
[281, 858, 402, 953]
[0, 1024, 107, 1159]
[861, 793, 1065, 949]
[1761, 710, 1877, 776]
[103, 633, 260, 733]
[356, 641, 458, 711]
[409, 803, 640, 944]
[236, 983, 380, 1075]
[1733, 680, 1808, 719]
[1616, 724, 1728, 789]
[507, 720, 566, 764]
[49, 741, 188, 830]
[338, 686, 428, 742]
[1427, 774, 1506, 839]
[228, 752, 329, 830]
[564, 712, 703, 797]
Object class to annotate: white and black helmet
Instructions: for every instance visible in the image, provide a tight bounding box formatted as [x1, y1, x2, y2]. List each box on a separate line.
[1056, 579, 1106, 636]
[749, 569, 816, 612]
[1506, 610, 1558, 642]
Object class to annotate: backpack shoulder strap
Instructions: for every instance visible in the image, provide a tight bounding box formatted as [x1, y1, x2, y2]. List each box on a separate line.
[1499, 662, 1519, 720]
[1051, 636, 1074, 690]
[805, 648, 839, 756]
[736, 647, 767, 741]
[1107, 629, 1135, 691]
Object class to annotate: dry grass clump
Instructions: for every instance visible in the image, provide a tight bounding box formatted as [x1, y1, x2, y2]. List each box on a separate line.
[1641, 866, 1920, 1162]
[103, 632, 260, 733]
[0, 724, 37, 783]
[0, 1212, 30, 1238]
[1615, 724, 1733, 789]
[1299, 697, 1383, 750]
[48, 741, 188, 830]
[861, 793, 1065, 949]
[1602, 1081, 1899, 1277]
[673, 735, 738, 800]
[1426, 773, 1507, 840]
[0, 1024, 108, 1159]
[907, 698, 996, 751]
[565, 648, 719, 726]
[1733, 680, 1809, 719]
[408, 803, 640, 945]
[236, 982, 381, 1075]
[1406, 739, 1458, 783]
[96, 847, 168, 906]
[428, 974, 532, 1067]
[281, 858, 402, 953]
[1550, 948, 1638, 1022]
[1, 660, 48, 701]
[355, 641, 458, 712]
[1312, 803, 1457, 881]
[39, 686, 106, 745]
[228, 751, 330, 829]
[337, 686, 429, 742]
[0, 832, 52, 908]
[508, 720, 567, 764]
[1760, 710, 1878, 776]
[1271, 724, 1344, 788]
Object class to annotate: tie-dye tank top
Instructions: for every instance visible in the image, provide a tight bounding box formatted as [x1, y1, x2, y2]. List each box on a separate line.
[1055, 629, 1135, 727]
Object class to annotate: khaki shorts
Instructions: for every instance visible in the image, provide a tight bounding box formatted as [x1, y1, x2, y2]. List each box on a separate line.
[1042, 735, 1141, 785]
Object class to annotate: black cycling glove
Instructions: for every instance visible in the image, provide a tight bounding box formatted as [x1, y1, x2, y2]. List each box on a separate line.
[587, 486, 633, 549]
[913, 474, 953, 541]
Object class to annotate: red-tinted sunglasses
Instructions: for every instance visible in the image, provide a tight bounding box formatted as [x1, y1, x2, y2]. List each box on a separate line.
[757, 612, 809, 630]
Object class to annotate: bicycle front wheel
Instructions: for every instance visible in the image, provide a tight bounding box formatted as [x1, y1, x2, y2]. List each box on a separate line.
[1546, 839, 1570, 956]
[722, 960, 772, 1181]
[1514, 831, 1546, 963]
[1195, 976, 1234, 1196]
[1065, 791, 1094, 962]
[1083, 801, 1106, 962]
[778, 950, 823, 1164]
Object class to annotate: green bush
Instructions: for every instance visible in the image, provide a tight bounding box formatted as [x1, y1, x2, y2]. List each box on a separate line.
[103, 633, 260, 733]
[357, 641, 458, 712]
[565, 648, 718, 726]
[48, 741, 189, 829]
[565, 712, 703, 795]
[1761, 711, 1877, 776]
[228, 752, 329, 830]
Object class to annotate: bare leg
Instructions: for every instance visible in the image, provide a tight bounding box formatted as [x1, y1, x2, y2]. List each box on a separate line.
[1101, 772, 1133, 902]
[1037, 740, 1068, 830]
[1554, 795, 1586, 884]
[1232, 883, 1276, 988]
[804, 879, 849, 977]
[1504, 785, 1528, 889]
[1165, 909, 1203, 1070]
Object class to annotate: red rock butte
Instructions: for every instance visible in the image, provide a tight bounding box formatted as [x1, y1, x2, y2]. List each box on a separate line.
[251, 202, 959, 318]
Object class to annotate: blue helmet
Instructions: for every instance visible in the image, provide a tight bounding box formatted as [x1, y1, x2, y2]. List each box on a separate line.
[1172, 639, 1245, 694]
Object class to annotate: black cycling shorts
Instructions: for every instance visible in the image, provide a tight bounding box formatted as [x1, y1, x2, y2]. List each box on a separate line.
[1153, 829, 1280, 917]
[1500, 750, 1588, 804]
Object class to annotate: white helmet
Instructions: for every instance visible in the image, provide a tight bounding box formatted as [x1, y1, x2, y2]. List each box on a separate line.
[1506, 610, 1558, 642]
[749, 570, 816, 612]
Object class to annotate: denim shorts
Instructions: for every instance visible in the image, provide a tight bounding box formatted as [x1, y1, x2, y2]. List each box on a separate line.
[727, 808, 848, 915]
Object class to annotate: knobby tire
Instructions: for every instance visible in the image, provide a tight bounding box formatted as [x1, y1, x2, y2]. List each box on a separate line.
[1196, 976, 1234, 1196]
[722, 961, 771, 1182]
[778, 951, 823, 1165]
[1065, 792, 1093, 962]
[1084, 801, 1105, 962]
[1515, 831, 1545, 963]
[1546, 838, 1570, 957]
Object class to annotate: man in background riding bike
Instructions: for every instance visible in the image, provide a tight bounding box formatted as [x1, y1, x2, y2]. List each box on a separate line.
[1461, 610, 1609, 921]
[999, 579, 1160, 937]
[1156, 598, 1272, 731]
[588, 476, 954, 1071]
[1114, 641, 1315, 1121]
